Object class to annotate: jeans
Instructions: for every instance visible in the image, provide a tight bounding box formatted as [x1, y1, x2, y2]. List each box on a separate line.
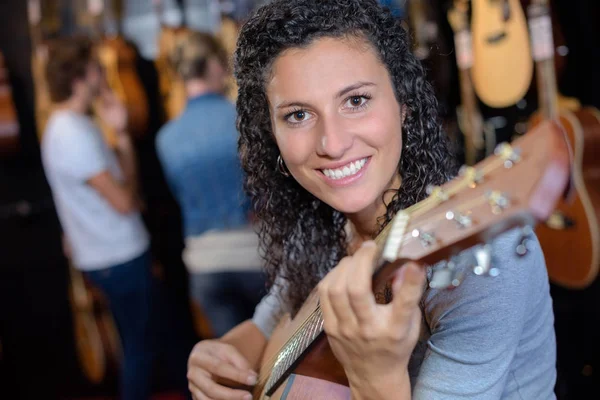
[190, 271, 266, 338]
[85, 250, 157, 400]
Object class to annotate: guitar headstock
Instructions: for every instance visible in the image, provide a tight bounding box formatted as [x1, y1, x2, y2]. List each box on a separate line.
[447, 0, 470, 34]
[375, 120, 570, 287]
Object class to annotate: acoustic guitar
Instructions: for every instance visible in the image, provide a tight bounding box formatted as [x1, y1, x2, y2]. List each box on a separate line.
[0, 51, 20, 156]
[88, 0, 150, 143]
[27, 0, 53, 140]
[471, 0, 533, 108]
[153, 0, 192, 121]
[67, 259, 122, 384]
[447, 0, 496, 166]
[526, 0, 600, 288]
[251, 120, 570, 399]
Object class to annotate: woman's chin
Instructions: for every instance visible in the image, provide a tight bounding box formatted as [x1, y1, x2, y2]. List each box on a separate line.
[326, 196, 376, 216]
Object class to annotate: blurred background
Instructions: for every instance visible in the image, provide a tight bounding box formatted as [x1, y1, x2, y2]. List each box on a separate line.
[0, 0, 599, 399]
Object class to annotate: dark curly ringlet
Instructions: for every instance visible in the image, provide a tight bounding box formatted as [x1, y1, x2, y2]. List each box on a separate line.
[234, 0, 458, 313]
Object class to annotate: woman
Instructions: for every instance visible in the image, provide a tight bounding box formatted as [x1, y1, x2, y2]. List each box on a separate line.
[187, 0, 557, 399]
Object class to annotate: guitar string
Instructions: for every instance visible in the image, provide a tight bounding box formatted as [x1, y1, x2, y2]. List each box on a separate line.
[257, 157, 509, 385]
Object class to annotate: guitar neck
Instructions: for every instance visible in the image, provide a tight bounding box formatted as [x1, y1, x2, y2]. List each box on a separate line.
[535, 58, 559, 119]
[528, 1, 559, 119]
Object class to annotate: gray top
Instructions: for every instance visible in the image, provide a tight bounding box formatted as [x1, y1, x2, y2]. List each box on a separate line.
[252, 228, 557, 399]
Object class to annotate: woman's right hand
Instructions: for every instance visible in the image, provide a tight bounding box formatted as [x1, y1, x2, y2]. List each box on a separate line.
[187, 339, 258, 400]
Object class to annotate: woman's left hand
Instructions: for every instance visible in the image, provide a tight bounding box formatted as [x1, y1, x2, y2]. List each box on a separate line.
[318, 240, 427, 399]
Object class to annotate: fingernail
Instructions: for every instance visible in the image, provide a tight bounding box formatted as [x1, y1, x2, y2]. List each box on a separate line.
[247, 374, 257, 385]
[361, 240, 376, 248]
[244, 394, 253, 400]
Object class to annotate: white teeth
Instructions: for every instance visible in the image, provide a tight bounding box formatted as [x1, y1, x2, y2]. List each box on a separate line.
[322, 158, 368, 180]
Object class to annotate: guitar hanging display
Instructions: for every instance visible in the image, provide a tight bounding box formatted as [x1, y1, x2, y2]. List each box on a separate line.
[27, 0, 53, 140]
[447, 0, 496, 166]
[88, 0, 150, 143]
[153, 0, 192, 121]
[470, 0, 534, 108]
[0, 50, 20, 157]
[247, 120, 570, 399]
[526, 0, 600, 289]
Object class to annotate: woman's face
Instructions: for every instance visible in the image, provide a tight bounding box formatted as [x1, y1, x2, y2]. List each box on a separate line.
[267, 36, 404, 216]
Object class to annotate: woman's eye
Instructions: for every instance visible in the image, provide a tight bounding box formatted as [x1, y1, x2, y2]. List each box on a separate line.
[346, 96, 369, 109]
[286, 110, 311, 124]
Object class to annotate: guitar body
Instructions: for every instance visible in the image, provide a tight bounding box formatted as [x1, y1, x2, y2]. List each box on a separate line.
[530, 108, 600, 287]
[98, 36, 149, 140]
[254, 290, 349, 400]
[471, 0, 533, 107]
[68, 264, 122, 384]
[155, 25, 192, 120]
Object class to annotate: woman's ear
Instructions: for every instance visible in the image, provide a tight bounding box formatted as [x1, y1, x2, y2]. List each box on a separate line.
[401, 104, 407, 124]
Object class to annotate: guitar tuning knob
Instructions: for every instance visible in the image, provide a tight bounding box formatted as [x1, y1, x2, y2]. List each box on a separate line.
[429, 261, 465, 289]
[494, 143, 521, 168]
[515, 225, 534, 256]
[412, 229, 436, 248]
[446, 210, 472, 229]
[473, 245, 498, 276]
[485, 190, 511, 214]
[426, 185, 449, 202]
[458, 166, 483, 187]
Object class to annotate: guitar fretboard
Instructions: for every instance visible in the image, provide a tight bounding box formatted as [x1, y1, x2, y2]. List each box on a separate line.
[264, 307, 324, 394]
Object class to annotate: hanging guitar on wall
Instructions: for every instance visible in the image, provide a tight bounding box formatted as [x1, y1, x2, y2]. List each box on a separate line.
[526, 0, 600, 289]
[470, 0, 534, 108]
[0, 50, 20, 157]
[27, 0, 53, 140]
[447, 0, 497, 166]
[153, 0, 193, 121]
[88, 0, 150, 144]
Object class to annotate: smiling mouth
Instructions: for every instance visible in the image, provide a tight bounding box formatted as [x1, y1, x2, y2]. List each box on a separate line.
[320, 157, 369, 180]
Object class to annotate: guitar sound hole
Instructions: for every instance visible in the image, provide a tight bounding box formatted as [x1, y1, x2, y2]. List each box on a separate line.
[486, 31, 507, 44]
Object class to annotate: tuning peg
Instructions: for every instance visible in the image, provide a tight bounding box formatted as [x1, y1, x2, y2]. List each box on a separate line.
[446, 210, 472, 229]
[412, 229, 436, 248]
[485, 190, 510, 214]
[473, 245, 499, 276]
[494, 143, 521, 168]
[426, 185, 449, 202]
[458, 165, 483, 188]
[429, 261, 465, 289]
[515, 225, 534, 256]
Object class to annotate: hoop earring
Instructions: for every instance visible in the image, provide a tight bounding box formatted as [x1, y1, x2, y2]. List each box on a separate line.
[277, 155, 290, 177]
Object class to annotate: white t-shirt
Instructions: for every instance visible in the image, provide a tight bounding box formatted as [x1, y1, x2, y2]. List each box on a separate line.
[41, 109, 149, 271]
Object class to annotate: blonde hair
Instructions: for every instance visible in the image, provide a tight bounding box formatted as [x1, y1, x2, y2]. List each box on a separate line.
[170, 31, 227, 82]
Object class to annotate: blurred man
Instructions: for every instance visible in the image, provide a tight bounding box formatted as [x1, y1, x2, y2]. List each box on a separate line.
[41, 36, 158, 400]
[156, 31, 265, 338]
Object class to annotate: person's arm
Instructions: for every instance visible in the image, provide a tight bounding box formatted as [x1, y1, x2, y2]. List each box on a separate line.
[413, 229, 553, 399]
[221, 321, 268, 370]
[87, 133, 141, 214]
[87, 89, 142, 214]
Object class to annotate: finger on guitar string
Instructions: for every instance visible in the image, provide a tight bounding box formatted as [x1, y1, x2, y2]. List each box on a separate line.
[193, 372, 253, 400]
[391, 262, 426, 328]
[346, 240, 379, 326]
[190, 383, 214, 400]
[190, 349, 256, 386]
[326, 257, 361, 332]
[318, 265, 344, 334]
[210, 343, 253, 370]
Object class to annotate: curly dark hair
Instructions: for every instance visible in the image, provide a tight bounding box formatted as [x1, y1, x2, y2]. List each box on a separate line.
[234, 0, 458, 313]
